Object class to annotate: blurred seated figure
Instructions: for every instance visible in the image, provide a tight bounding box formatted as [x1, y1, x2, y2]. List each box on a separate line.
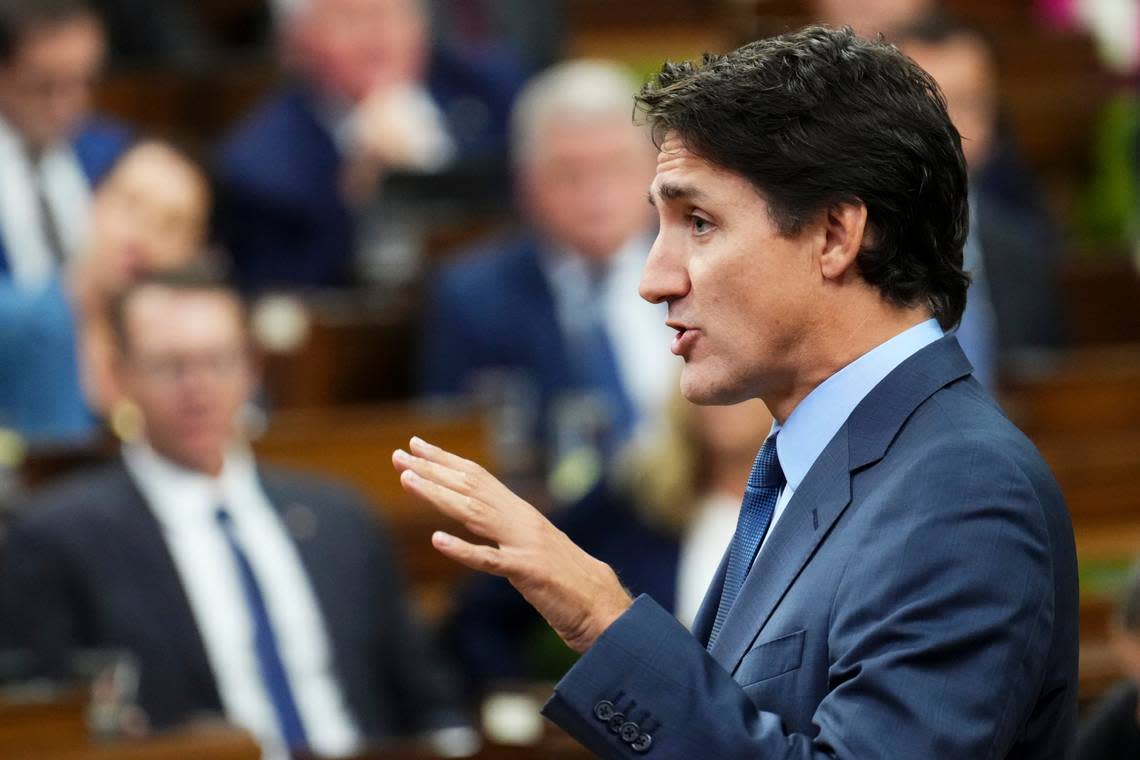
[418, 60, 672, 479]
[446, 394, 772, 688]
[0, 270, 473, 758]
[898, 16, 1065, 379]
[1078, 558, 1140, 758]
[217, 0, 520, 293]
[0, 0, 128, 288]
[0, 140, 210, 441]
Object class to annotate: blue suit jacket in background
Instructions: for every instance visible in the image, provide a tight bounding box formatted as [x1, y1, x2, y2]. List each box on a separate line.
[418, 236, 589, 447]
[0, 120, 130, 277]
[543, 336, 1079, 759]
[216, 49, 520, 293]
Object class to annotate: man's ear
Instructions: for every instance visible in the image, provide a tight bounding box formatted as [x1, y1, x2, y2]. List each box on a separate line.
[819, 201, 869, 281]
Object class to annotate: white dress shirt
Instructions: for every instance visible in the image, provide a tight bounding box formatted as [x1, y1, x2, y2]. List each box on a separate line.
[760, 319, 946, 556]
[0, 114, 90, 288]
[674, 492, 741, 628]
[540, 234, 678, 434]
[122, 442, 361, 760]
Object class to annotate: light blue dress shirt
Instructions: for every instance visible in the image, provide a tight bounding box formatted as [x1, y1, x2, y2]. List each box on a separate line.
[759, 318, 945, 554]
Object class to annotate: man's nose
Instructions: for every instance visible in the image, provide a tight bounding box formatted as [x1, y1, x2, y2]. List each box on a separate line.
[639, 231, 689, 305]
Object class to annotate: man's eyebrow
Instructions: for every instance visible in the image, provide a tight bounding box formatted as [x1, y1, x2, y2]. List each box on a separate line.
[648, 182, 705, 207]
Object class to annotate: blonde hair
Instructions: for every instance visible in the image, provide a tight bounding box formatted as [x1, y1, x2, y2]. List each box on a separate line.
[614, 391, 703, 536]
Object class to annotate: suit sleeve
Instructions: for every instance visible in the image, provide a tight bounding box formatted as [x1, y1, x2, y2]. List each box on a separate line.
[543, 437, 1061, 759]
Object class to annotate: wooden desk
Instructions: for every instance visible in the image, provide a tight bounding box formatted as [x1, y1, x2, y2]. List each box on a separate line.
[1, 688, 257, 760]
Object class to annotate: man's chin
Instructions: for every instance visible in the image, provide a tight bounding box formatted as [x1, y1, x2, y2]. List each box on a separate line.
[678, 369, 750, 406]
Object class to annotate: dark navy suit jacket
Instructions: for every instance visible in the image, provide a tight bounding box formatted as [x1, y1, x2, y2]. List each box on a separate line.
[0, 120, 130, 277]
[216, 50, 519, 293]
[543, 336, 1079, 758]
[418, 236, 588, 450]
[0, 460, 468, 740]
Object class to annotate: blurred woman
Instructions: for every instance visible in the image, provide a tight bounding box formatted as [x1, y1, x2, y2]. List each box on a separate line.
[0, 139, 210, 441]
[445, 389, 773, 687]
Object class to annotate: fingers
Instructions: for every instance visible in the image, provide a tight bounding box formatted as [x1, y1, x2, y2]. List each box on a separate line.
[431, 531, 508, 577]
[398, 438, 520, 507]
[397, 467, 499, 537]
[392, 448, 473, 495]
[408, 436, 482, 474]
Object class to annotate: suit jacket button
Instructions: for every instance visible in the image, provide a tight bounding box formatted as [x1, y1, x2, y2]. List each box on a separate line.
[607, 713, 626, 733]
[594, 700, 615, 721]
[619, 721, 641, 743]
[632, 732, 653, 753]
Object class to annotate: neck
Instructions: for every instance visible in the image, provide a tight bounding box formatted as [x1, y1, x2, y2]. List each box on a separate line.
[145, 438, 226, 479]
[765, 304, 932, 424]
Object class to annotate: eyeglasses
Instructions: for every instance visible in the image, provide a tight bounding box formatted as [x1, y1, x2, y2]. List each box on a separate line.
[129, 350, 247, 384]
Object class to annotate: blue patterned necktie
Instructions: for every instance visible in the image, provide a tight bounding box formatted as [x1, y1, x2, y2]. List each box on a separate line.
[215, 507, 309, 751]
[708, 435, 785, 649]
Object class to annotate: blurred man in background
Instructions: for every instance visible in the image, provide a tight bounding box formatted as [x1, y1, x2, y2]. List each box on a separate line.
[217, 0, 519, 292]
[899, 16, 1065, 375]
[418, 60, 673, 487]
[0, 0, 127, 288]
[1, 270, 472, 758]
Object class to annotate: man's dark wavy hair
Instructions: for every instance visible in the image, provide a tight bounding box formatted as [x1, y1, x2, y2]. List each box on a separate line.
[636, 26, 970, 329]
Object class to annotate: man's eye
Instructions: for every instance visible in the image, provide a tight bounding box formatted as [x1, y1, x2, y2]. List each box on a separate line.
[690, 215, 713, 235]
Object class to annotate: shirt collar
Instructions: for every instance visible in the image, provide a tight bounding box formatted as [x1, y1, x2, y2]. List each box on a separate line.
[123, 440, 258, 526]
[774, 318, 944, 492]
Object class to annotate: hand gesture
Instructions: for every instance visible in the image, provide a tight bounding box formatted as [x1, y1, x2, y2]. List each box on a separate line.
[392, 437, 632, 652]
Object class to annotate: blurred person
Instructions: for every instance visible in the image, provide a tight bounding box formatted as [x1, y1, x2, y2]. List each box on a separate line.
[0, 0, 128, 288]
[1077, 557, 1140, 758]
[217, 0, 520, 292]
[447, 393, 773, 688]
[418, 60, 673, 472]
[0, 269, 474, 758]
[812, 0, 934, 38]
[899, 15, 1065, 377]
[0, 139, 209, 441]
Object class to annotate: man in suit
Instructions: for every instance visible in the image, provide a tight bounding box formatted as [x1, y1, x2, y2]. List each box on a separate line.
[898, 15, 1066, 374]
[0, 0, 128, 287]
[1, 269, 473, 757]
[217, 0, 519, 292]
[392, 26, 1079, 758]
[418, 60, 672, 475]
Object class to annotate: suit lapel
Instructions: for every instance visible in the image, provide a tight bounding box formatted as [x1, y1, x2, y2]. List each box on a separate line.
[705, 335, 975, 674]
[708, 427, 853, 673]
[114, 465, 221, 706]
[513, 242, 570, 378]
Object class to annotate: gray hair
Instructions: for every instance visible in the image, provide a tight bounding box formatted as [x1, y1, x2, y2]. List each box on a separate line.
[511, 59, 642, 166]
[269, 0, 424, 28]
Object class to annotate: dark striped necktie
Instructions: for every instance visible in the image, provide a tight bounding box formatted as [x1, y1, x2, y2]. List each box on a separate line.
[708, 435, 785, 649]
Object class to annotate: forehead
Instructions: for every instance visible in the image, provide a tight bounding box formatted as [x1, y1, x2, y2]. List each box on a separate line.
[105, 147, 207, 207]
[125, 288, 243, 351]
[649, 134, 759, 204]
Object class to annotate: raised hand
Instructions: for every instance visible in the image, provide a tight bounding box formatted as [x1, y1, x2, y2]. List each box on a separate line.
[392, 436, 632, 652]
